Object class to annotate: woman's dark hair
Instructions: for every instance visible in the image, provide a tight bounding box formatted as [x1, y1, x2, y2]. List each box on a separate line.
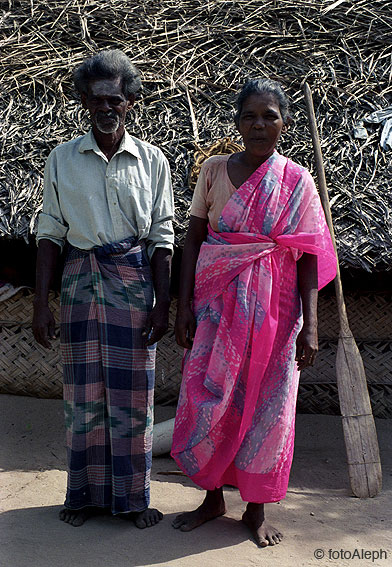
[235, 79, 291, 125]
[73, 49, 141, 98]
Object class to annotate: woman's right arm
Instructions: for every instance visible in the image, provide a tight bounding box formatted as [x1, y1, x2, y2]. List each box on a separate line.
[175, 215, 208, 349]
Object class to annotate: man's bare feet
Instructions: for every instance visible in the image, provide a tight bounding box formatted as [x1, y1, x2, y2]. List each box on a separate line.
[59, 506, 106, 527]
[120, 508, 163, 528]
[242, 503, 283, 547]
[172, 488, 226, 532]
[134, 508, 163, 528]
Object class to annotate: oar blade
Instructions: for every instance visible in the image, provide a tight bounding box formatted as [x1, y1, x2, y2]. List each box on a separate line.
[336, 334, 371, 416]
[336, 335, 382, 497]
[342, 416, 382, 498]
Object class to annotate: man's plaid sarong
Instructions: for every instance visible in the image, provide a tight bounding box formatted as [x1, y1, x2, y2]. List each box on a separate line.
[60, 237, 155, 514]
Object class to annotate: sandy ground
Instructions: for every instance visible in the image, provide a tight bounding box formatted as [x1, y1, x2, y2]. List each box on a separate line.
[0, 394, 391, 567]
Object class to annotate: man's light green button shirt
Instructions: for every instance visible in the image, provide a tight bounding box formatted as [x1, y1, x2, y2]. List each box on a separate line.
[37, 130, 174, 259]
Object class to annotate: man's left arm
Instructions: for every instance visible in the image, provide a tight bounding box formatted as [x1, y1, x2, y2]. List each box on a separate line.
[144, 153, 174, 346]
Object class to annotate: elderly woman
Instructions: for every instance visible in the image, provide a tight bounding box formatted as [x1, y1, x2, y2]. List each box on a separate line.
[171, 79, 336, 546]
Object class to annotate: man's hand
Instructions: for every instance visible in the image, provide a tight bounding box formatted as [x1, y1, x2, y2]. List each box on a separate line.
[32, 302, 57, 348]
[33, 239, 60, 348]
[143, 300, 170, 346]
[147, 247, 172, 346]
[295, 324, 318, 371]
[175, 304, 196, 350]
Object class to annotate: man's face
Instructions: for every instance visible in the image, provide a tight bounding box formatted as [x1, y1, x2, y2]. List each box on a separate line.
[82, 77, 134, 135]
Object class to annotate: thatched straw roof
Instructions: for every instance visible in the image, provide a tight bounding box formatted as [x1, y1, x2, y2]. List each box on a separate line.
[1, 0, 391, 271]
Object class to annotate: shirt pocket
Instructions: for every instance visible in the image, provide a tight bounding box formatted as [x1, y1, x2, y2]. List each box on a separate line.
[117, 178, 153, 233]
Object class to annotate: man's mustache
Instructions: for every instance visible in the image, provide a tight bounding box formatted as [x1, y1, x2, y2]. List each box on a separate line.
[96, 111, 118, 121]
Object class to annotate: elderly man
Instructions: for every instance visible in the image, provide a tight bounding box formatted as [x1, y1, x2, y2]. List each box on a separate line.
[33, 50, 174, 528]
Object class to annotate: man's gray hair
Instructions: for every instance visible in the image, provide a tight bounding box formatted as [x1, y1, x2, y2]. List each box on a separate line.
[73, 49, 142, 98]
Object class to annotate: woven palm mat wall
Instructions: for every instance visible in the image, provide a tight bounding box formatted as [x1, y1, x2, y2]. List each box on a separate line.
[0, 288, 182, 404]
[299, 291, 392, 418]
[1, 289, 391, 416]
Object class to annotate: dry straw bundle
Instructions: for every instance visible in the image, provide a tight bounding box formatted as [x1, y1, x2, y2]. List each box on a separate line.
[1, 0, 391, 271]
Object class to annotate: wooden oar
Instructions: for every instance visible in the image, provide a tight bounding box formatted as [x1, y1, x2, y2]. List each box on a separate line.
[303, 82, 382, 498]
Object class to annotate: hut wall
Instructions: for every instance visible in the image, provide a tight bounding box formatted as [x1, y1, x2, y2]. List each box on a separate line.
[298, 290, 392, 419]
[1, 287, 391, 417]
[0, 288, 182, 404]
[1, 0, 392, 415]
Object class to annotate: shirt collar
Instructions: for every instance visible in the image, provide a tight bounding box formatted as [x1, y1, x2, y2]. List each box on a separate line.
[78, 129, 141, 160]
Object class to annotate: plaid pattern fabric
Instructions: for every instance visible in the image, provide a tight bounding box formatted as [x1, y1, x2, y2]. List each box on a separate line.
[60, 237, 155, 514]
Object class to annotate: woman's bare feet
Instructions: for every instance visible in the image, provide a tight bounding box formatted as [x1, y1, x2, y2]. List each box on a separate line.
[242, 503, 283, 547]
[172, 488, 226, 532]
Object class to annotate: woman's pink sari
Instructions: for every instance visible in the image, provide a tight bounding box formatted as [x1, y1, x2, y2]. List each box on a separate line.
[171, 152, 336, 503]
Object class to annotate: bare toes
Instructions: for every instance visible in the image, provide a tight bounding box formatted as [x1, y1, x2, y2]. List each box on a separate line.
[135, 518, 147, 529]
[135, 508, 163, 529]
[71, 514, 86, 527]
[179, 523, 194, 532]
[59, 508, 90, 527]
[172, 514, 186, 529]
[152, 510, 163, 525]
[255, 536, 269, 548]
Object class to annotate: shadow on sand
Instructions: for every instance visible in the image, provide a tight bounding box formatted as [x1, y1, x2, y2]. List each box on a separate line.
[0, 505, 250, 567]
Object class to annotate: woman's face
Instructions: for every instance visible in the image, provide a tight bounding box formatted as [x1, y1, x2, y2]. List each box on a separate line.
[237, 92, 288, 160]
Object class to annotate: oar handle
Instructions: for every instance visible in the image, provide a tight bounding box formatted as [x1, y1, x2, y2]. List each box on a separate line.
[303, 83, 350, 333]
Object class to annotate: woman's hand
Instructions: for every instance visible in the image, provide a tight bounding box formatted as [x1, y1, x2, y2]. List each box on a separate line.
[174, 216, 208, 350]
[295, 324, 318, 371]
[175, 304, 196, 349]
[296, 252, 318, 371]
